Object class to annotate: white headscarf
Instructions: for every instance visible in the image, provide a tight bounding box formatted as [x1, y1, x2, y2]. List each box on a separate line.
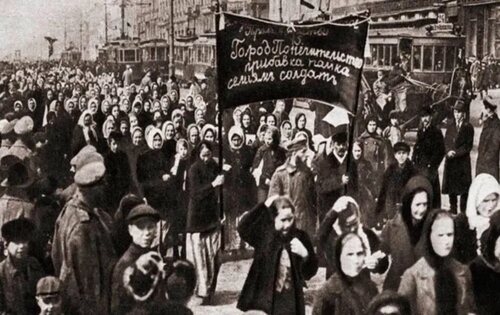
[228, 126, 245, 150]
[466, 173, 500, 238]
[146, 127, 164, 150]
[77, 110, 98, 143]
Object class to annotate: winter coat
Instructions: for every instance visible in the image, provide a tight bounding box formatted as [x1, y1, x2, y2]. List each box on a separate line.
[312, 152, 358, 222]
[398, 258, 476, 315]
[355, 158, 377, 227]
[7, 138, 32, 161]
[0, 192, 36, 242]
[357, 131, 392, 179]
[412, 124, 445, 207]
[268, 162, 317, 238]
[237, 203, 318, 315]
[51, 197, 117, 315]
[104, 149, 132, 211]
[476, 114, 500, 180]
[71, 125, 100, 157]
[453, 212, 479, 264]
[470, 256, 500, 315]
[224, 144, 256, 215]
[312, 272, 378, 315]
[0, 256, 45, 315]
[186, 158, 221, 233]
[442, 120, 474, 194]
[252, 144, 287, 190]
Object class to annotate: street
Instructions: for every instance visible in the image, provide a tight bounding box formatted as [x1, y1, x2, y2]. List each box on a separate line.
[191, 88, 500, 314]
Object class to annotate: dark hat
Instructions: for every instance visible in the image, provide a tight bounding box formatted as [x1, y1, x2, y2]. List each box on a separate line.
[331, 125, 349, 143]
[483, 96, 498, 111]
[365, 114, 378, 125]
[14, 116, 34, 135]
[74, 152, 106, 187]
[36, 276, 61, 297]
[393, 141, 410, 153]
[166, 260, 197, 301]
[286, 137, 307, 152]
[1, 158, 34, 188]
[2, 218, 35, 243]
[419, 106, 433, 117]
[116, 194, 144, 221]
[126, 204, 160, 223]
[389, 110, 400, 120]
[337, 203, 359, 229]
[453, 99, 466, 112]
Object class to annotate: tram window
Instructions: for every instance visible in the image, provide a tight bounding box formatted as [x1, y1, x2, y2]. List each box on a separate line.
[124, 50, 135, 62]
[445, 46, 455, 71]
[423, 46, 433, 71]
[384, 46, 391, 66]
[434, 46, 444, 71]
[390, 45, 398, 65]
[376, 45, 384, 66]
[413, 45, 422, 71]
[151, 48, 156, 61]
[158, 47, 165, 60]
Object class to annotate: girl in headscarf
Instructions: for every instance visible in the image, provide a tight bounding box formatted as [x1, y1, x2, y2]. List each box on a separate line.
[454, 173, 500, 264]
[241, 111, 256, 135]
[71, 109, 100, 157]
[292, 113, 314, 150]
[252, 126, 287, 202]
[161, 120, 177, 161]
[78, 95, 88, 112]
[13, 100, 25, 117]
[125, 126, 148, 196]
[120, 98, 131, 114]
[312, 232, 378, 315]
[101, 115, 117, 140]
[186, 141, 224, 303]
[160, 95, 171, 119]
[136, 127, 171, 219]
[194, 108, 206, 126]
[201, 124, 218, 156]
[379, 175, 433, 290]
[186, 124, 201, 161]
[280, 120, 293, 148]
[223, 126, 256, 250]
[117, 117, 131, 149]
[138, 100, 153, 128]
[470, 211, 500, 314]
[398, 209, 476, 315]
[238, 195, 318, 315]
[265, 113, 278, 128]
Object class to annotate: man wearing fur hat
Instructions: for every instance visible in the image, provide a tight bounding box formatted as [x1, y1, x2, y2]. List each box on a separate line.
[51, 152, 116, 315]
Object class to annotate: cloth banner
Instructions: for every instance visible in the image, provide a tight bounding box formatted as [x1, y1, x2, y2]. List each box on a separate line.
[216, 12, 370, 112]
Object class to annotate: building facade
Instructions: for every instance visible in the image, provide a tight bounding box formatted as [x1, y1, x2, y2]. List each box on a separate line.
[462, 0, 500, 59]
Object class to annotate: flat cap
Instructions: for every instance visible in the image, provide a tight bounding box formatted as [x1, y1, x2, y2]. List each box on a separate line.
[126, 204, 160, 223]
[36, 276, 61, 297]
[14, 116, 34, 135]
[393, 141, 411, 153]
[286, 137, 307, 152]
[74, 152, 106, 187]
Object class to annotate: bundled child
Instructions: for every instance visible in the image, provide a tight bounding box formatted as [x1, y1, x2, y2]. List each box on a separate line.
[382, 110, 403, 146]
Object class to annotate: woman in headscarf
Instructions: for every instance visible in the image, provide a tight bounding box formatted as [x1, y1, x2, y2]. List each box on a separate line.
[160, 95, 171, 119]
[317, 196, 389, 279]
[71, 109, 100, 157]
[292, 112, 314, 150]
[151, 110, 164, 129]
[380, 175, 433, 290]
[93, 99, 108, 128]
[454, 173, 500, 264]
[232, 107, 243, 128]
[184, 96, 196, 126]
[201, 124, 218, 158]
[101, 115, 117, 141]
[238, 195, 318, 315]
[172, 112, 187, 141]
[241, 111, 256, 135]
[136, 127, 171, 219]
[124, 126, 148, 196]
[129, 112, 139, 129]
[194, 108, 206, 126]
[64, 98, 80, 130]
[27, 98, 44, 132]
[223, 126, 256, 250]
[120, 98, 131, 114]
[266, 113, 278, 128]
[139, 100, 153, 128]
[280, 120, 293, 148]
[312, 232, 378, 315]
[186, 141, 224, 304]
[398, 209, 476, 315]
[103, 131, 131, 212]
[12, 100, 26, 118]
[252, 126, 287, 202]
[161, 120, 177, 162]
[186, 124, 201, 162]
[168, 89, 179, 108]
[78, 95, 88, 112]
[470, 211, 500, 314]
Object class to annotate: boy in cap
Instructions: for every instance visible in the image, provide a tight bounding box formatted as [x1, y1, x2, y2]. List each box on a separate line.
[376, 141, 416, 224]
[36, 276, 64, 315]
[0, 218, 45, 315]
[382, 110, 403, 146]
[111, 204, 161, 315]
[269, 137, 317, 237]
[51, 151, 116, 315]
[477, 96, 500, 180]
[442, 100, 474, 213]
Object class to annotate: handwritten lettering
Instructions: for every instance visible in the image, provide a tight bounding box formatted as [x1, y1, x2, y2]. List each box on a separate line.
[227, 71, 276, 89]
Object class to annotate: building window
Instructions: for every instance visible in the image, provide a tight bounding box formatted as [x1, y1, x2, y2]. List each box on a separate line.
[412, 45, 422, 71]
[423, 46, 433, 71]
[445, 46, 455, 71]
[434, 46, 444, 71]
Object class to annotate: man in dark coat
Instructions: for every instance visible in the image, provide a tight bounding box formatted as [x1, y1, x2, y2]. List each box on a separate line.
[312, 127, 358, 223]
[51, 152, 117, 315]
[477, 97, 500, 180]
[442, 101, 474, 214]
[412, 107, 445, 208]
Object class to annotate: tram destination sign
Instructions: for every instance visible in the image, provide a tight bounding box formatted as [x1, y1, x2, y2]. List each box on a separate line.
[216, 12, 369, 112]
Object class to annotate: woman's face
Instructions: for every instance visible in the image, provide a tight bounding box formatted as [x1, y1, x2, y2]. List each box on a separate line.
[195, 110, 204, 122]
[186, 97, 194, 107]
[132, 131, 143, 146]
[153, 102, 161, 112]
[28, 99, 36, 111]
[122, 100, 130, 113]
[242, 114, 251, 128]
[274, 207, 294, 236]
[266, 115, 276, 127]
[67, 102, 75, 113]
[129, 116, 138, 127]
[282, 123, 292, 137]
[297, 115, 306, 129]
[231, 135, 242, 148]
[340, 236, 365, 278]
[199, 146, 212, 162]
[189, 128, 200, 144]
[161, 99, 169, 112]
[178, 144, 188, 159]
[233, 111, 242, 124]
[430, 216, 454, 258]
[152, 134, 162, 149]
[57, 92, 64, 102]
[106, 123, 115, 135]
[111, 106, 119, 118]
[478, 193, 499, 217]
[264, 131, 273, 146]
[83, 114, 92, 126]
[165, 125, 175, 139]
[133, 104, 141, 114]
[259, 115, 266, 126]
[204, 130, 215, 143]
[170, 91, 178, 102]
[14, 102, 22, 112]
[120, 122, 129, 135]
[352, 143, 362, 160]
[411, 191, 429, 222]
[143, 102, 151, 113]
[89, 101, 98, 113]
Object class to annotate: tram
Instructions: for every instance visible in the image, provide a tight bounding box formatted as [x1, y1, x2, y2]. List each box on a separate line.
[61, 47, 82, 67]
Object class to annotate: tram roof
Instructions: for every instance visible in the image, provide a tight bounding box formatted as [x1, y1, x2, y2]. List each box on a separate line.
[369, 25, 463, 39]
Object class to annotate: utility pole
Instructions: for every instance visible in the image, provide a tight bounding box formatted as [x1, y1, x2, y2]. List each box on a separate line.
[64, 18, 67, 50]
[104, 0, 109, 43]
[169, 0, 175, 77]
[120, 0, 126, 38]
[80, 22, 83, 52]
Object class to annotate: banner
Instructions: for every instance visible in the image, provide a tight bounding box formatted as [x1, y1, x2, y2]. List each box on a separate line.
[216, 13, 369, 112]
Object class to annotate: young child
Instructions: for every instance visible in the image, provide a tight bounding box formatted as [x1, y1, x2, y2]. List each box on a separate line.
[0, 218, 45, 315]
[382, 110, 403, 146]
[237, 195, 318, 315]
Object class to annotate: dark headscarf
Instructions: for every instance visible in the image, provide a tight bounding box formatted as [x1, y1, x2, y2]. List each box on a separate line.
[366, 290, 411, 315]
[480, 211, 500, 267]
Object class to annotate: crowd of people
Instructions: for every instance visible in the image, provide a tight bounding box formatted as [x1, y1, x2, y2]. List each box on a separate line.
[0, 59, 498, 315]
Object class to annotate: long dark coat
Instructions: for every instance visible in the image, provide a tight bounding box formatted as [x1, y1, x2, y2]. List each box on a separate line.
[476, 114, 500, 180]
[443, 120, 474, 194]
[51, 197, 117, 315]
[237, 203, 318, 315]
[186, 158, 220, 233]
[312, 152, 358, 223]
[104, 149, 132, 211]
[470, 256, 500, 315]
[412, 124, 445, 207]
